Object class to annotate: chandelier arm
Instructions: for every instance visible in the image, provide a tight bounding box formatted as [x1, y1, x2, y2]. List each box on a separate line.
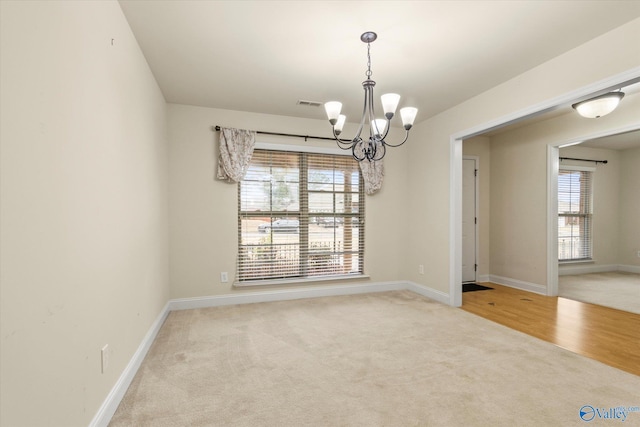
[353, 82, 373, 141]
[336, 141, 355, 150]
[352, 141, 367, 161]
[380, 129, 410, 148]
[367, 85, 377, 136]
[337, 85, 368, 151]
[372, 140, 386, 161]
[332, 128, 357, 149]
[368, 139, 376, 161]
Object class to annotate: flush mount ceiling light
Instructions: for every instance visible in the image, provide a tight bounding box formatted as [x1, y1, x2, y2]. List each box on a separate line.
[324, 31, 418, 162]
[572, 91, 625, 119]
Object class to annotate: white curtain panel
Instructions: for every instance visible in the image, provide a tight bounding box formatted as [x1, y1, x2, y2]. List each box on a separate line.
[216, 127, 256, 182]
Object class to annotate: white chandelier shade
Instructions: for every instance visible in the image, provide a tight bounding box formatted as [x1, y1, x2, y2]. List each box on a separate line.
[381, 93, 401, 118]
[324, 31, 418, 162]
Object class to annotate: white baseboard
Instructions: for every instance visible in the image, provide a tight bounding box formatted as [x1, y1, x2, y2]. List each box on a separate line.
[169, 281, 407, 311]
[618, 264, 640, 274]
[406, 281, 450, 305]
[169, 281, 451, 312]
[558, 264, 640, 275]
[92, 280, 449, 426]
[477, 274, 490, 283]
[488, 275, 546, 295]
[558, 264, 618, 276]
[89, 301, 171, 427]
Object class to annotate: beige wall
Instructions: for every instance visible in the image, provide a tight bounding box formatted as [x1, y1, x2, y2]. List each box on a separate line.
[619, 146, 640, 267]
[489, 128, 549, 284]
[0, 1, 169, 426]
[403, 18, 640, 293]
[168, 104, 410, 299]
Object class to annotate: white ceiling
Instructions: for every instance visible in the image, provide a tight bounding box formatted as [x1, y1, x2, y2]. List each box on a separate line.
[580, 128, 640, 151]
[118, 1, 640, 125]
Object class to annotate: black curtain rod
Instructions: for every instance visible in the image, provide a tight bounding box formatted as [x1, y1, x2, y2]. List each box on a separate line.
[560, 157, 608, 165]
[213, 125, 335, 142]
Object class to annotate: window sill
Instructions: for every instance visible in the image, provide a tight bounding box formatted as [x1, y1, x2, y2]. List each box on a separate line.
[234, 274, 370, 288]
[559, 259, 594, 265]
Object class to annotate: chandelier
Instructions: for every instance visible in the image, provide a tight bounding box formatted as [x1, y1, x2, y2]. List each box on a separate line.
[324, 31, 418, 162]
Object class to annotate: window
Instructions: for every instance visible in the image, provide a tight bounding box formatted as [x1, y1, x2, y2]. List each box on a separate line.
[238, 149, 364, 282]
[558, 167, 593, 261]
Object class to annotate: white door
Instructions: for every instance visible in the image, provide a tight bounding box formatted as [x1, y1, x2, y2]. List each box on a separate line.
[462, 158, 477, 283]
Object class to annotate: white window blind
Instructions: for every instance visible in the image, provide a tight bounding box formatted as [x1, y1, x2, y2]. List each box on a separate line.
[238, 149, 364, 282]
[558, 168, 593, 261]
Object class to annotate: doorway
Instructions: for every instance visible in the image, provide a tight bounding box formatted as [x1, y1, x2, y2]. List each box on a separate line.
[547, 125, 640, 309]
[462, 157, 478, 283]
[449, 68, 640, 308]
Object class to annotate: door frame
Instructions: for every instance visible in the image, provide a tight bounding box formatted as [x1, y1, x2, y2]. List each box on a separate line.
[462, 156, 479, 283]
[449, 67, 640, 307]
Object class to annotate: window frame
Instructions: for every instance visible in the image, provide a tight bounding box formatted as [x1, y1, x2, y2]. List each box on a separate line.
[557, 165, 595, 263]
[235, 142, 367, 286]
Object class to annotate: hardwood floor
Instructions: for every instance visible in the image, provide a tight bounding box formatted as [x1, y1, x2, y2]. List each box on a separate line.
[461, 283, 640, 376]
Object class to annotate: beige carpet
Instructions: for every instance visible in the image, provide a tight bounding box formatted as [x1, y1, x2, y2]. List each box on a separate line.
[110, 291, 640, 426]
[559, 271, 640, 314]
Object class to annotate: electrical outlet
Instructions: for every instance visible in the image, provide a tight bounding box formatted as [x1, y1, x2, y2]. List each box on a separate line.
[637, 250, 640, 258]
[101, 344, 110, 374]
[220, 272, 229, 283]
[419, 265, 424, 275]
